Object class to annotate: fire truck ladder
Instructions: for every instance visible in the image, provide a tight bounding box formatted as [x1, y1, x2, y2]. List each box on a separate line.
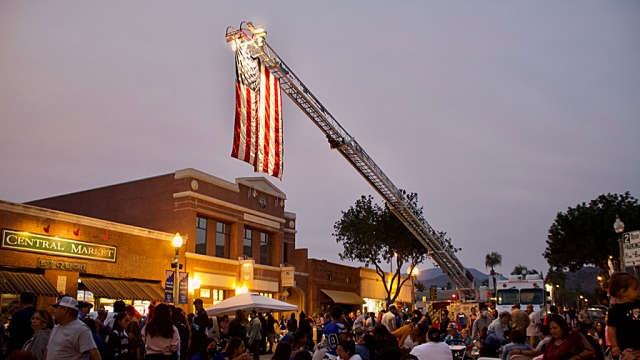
[226, 23, 476, 296]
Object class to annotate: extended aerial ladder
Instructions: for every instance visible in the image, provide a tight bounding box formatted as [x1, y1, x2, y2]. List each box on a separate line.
[226, 22, 476, 298]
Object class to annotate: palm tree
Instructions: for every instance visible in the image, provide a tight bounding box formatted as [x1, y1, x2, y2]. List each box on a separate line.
[485, 252, 502, 300]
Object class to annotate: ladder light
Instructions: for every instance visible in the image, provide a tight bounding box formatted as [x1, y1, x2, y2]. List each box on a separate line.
[230, 40, 237, 52]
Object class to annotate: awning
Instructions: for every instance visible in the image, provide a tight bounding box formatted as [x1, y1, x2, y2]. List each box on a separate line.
[80, 277, 164, 301]
[320, 289, 365, 305]
[0, 271, 60, 297]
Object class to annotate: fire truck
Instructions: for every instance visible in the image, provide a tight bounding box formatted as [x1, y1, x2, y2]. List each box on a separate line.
[496, 274, 547, 315]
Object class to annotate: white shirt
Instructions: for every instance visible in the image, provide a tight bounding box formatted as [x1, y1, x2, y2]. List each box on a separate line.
[527, 312, 541, 337]
[381, 312, 396, 332]
[337, 355, 362, 360]
[410, 341, 453, 360]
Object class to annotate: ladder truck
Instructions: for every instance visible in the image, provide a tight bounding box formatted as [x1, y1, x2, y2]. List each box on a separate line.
[225, 22, 477, 299]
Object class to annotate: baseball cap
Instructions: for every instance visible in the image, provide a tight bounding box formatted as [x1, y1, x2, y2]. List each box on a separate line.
[51, 296, 79, 309]
[447, 323, 458, 330]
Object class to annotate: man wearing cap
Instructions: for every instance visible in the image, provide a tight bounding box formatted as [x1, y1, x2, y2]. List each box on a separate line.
[44, 296, 102, 360]
[444, 323, 462, 344]
[188, 298, 208, 358]
[77, 301, 93, 320]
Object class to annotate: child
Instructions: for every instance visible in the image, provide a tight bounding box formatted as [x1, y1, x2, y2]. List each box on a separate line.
[606, 272, 640, 357]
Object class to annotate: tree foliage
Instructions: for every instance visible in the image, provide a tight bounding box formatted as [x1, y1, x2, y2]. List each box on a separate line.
[544, 192, 640, 276]
[333, 192, 430, 306]
[510, 265, 539, 275]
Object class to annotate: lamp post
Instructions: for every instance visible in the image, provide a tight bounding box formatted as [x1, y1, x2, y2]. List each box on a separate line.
[614, 215, 625, 271]
[407, 267, 419, 309]
[172, 233, 184, 305]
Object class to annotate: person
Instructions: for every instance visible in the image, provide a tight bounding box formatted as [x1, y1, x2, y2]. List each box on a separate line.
[96, 310, 108, 342]
[44, 296, 103, 360]
[191, 337, 224, 360]
[456, 309, 467, 330]
[245, 310, 261, 360]
[481, 311, 511, 358]
[439, 310, 450, 335]
[286, 313, 298, 334]
[577, 306, 592, 332]
[221, 337, 253, 360]
[140, 303, 180, 360]
[105, 301, 127, 339]
[365, 313, 377, 335]
[595, 322, 605, 350]
[542, 314, 594, 360]
[510, 303, 529, 332]
[557, 306, 572, 330]
[78, 302, 93, 321]
[7, 291, 38, 354]
[543, 305, 558, 326]
[269, 341, 292, 360]
[381, 306, 398, 332]
[229, 310, 248, 342]
[170, 306, 189, 360]
[355, 334, 375, 360]
[372, 324, 400, 355]
[82, 317, 107, 360]
[125, 305, 142, 360]
[523, 304, 540, 350]
[352, 310, 366, 341]
[468, 307, 478, 330]
[459, 328, 472, 347]
[470, 305, 492, 342]
[606, 271, 640, 357]
[401, 322, 428, 352]
[323, 307, 348, 359]
[190, 299, 209, 359]
[336, 339, 362, 360]
[409, 327, 452, 360]
[443, 323, 462, 345]
[21, 310, 53, 360]
[106, 312, 133, 359]
[501, 329, 531, 360]
[294, 351, 312, 360]
[265, 313, 275, 353]
[219, 315, 230, 340]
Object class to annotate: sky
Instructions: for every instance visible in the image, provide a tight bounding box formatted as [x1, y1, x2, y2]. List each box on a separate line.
[1, 1, 639, 278]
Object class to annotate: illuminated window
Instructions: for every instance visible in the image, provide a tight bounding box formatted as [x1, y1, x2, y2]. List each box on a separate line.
[258, 292, 273, 298]
[244, 229, 253, 258]
[216, 222, 230, 259]
[196, 217, 208, 255]
[200, 288, 211, 298]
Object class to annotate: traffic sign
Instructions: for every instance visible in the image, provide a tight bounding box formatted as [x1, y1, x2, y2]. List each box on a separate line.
[623, 230, 640, 267]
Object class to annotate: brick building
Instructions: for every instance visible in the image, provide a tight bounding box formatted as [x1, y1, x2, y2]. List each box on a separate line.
[0, 200, 174, 314]
[26, 168, 306, 310]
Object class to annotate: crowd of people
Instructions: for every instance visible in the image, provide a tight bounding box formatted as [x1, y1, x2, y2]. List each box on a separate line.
[0, 271, 638, 360]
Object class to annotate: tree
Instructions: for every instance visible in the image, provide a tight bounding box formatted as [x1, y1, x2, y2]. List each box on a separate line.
[485, 252, 502, 298]
[334, 193, 430, 307]
[446, 282, 452, 290]
[415, 281, 426, 292]
[544, 192, 640, 278]
[511, 265, 539, 276]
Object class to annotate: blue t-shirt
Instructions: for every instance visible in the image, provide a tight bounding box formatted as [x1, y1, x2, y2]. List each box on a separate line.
[323, 322, 347, 357]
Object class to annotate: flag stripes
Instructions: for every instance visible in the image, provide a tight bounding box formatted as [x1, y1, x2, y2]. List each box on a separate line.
[231, 47, 283, 179]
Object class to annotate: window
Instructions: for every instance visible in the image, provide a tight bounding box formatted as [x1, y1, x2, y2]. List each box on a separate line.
[258, 292, 273, 298]
[283, 242, 289, 264]
[328, 274, 333, 281]
[196, 216, 208, 255]
[244, 228, 253, 258]
[260, 232, 271, 265]
[347, 277, 351, 284]
[497, 289, 519, 305]
[216, 222, 231, 258]
[520, 289, 544, 305]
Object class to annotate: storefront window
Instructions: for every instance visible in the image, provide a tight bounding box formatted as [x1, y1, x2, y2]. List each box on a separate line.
[196, 216, 208, 255]
[258, 292, 273, 298]
[259, 232, 271, 265]
[216, 222, 230, 259]
[244, 229, 253, 258]
[76, 290, 94, 303]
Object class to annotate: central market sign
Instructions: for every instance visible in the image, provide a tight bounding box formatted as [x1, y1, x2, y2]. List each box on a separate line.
[2, 229, 116, 262]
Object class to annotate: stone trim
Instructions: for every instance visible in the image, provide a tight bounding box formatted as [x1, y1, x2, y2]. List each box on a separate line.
[173, 191, 285, 224]
[174, 169, 239, 193]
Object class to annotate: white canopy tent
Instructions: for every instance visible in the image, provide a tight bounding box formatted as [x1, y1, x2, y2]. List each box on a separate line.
[204, 292, 298, 316]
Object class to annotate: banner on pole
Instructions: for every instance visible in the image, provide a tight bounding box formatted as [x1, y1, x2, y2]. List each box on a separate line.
[179, 272, 189, 305]
[164, 270, 174, 303]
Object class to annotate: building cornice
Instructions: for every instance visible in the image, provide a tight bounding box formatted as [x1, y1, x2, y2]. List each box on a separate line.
[186, 252, 240, 265]
[0, 200, 174, 241]
[174, 169, 239, 193]
[173, 191, 285, 224]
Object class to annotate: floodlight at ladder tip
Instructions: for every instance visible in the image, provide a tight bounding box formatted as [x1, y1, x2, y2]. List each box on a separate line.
[230, 40, 237, 52]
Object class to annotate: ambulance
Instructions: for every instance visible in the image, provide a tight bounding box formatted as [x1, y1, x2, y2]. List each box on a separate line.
[496, 274, 546, 315]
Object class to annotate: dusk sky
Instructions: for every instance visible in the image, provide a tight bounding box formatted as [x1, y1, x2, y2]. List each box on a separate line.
[1, 2, 639, 277]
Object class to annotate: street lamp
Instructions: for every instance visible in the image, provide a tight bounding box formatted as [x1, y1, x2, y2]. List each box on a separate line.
[172, 233, 184, 304]
[407, 267, 419, 308]
[614, 215, 625, 271]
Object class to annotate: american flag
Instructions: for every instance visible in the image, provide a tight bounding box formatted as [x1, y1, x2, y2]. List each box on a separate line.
[231, 46, 283, 179]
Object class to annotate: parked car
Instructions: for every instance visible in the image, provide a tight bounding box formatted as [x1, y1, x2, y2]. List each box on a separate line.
[588, 307, 605, 323]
